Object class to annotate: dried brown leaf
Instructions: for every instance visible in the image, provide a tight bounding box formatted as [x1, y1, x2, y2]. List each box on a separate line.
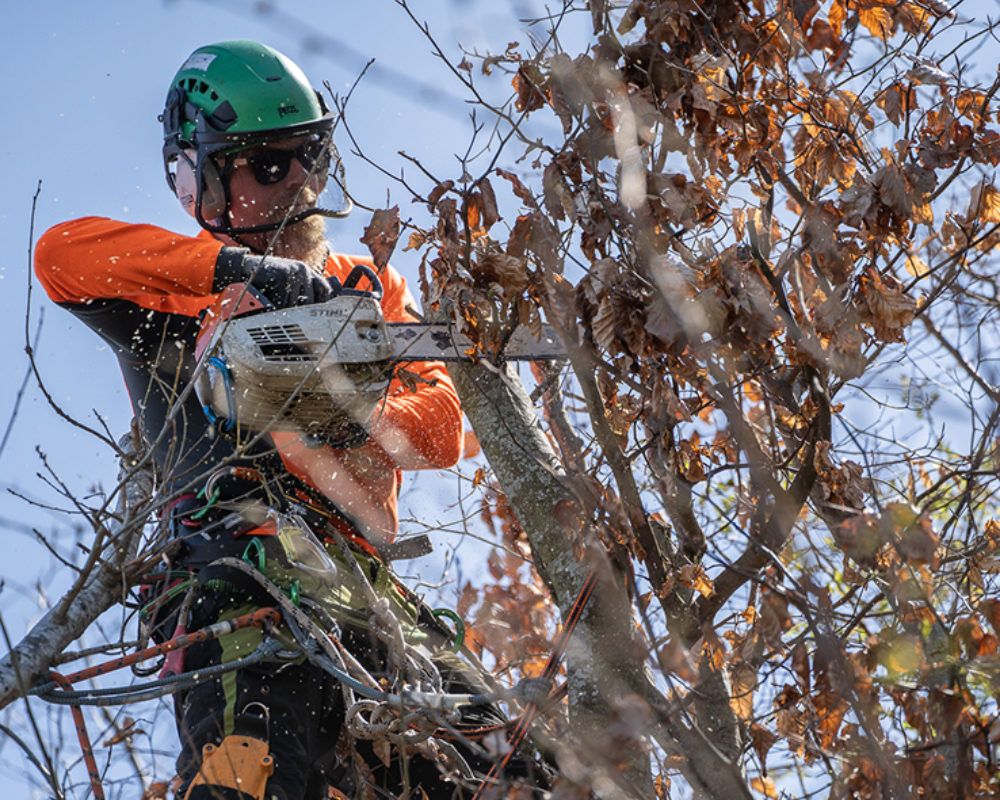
[858, 6, 893, 39]
[729, 661, 757, 722]
[882, 503, 939, 567]
[142, 783, 170, 800]
[487, 549, 504, 581]
[967, 181, 1000, 224]
[751, 776, 778, 799]
[373, 738, 392, 767]
[872, 163, 912, 217]
[394, 366, 432, 394]
[543, 162, 574, 221]
[427, 180, 455, 212]
[814, 689, 848, 749]
[477, 177, 501, 230]
[513, 63, 546, 112]
[104, 717, 143, 747]
[403, 230, 428, 252]
[791, 641, 810, 693]
[463, 429, 481, 460]
[360, 206, 400, 272]
[476, 251, 529, 294]
[860, 268, 917, 343]
[750, 724, 779, 776]
[495, 169, 537, 208]
[678, 564, 714, 598]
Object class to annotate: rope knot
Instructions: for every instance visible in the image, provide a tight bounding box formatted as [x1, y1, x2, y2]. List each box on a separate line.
[516, 676, 554, 708]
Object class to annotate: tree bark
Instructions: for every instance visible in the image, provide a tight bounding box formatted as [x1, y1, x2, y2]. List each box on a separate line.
[449, 361, 652, 790]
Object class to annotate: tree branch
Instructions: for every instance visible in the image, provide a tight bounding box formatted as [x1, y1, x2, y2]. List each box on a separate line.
[0, 425, 154, 709]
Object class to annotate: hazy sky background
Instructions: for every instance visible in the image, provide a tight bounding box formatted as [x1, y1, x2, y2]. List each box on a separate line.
[0, 1, 585, 794]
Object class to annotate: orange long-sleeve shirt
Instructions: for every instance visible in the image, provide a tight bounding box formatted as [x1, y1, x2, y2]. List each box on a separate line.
[35, 216, 462, 545]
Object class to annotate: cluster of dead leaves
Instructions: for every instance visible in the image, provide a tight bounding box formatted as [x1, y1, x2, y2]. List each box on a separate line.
[832, 502, 939, 572]
[453, 486, 560, 679]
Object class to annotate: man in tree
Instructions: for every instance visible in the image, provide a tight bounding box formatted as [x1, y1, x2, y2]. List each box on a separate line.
[33, 40, 492, 799]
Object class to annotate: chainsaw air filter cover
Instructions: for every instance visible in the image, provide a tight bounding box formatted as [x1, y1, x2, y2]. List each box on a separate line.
[196, 287, 395, 443]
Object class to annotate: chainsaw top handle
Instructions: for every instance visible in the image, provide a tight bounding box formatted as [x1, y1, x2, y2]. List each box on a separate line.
[335, 264, 383, 301]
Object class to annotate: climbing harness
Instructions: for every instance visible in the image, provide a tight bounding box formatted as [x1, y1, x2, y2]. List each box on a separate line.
[38, 608, 279, 800]
[33, 508, 598, 800]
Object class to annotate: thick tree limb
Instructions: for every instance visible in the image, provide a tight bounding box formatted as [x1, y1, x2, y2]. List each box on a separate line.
[449, 362, 651, 783]
[449, 361, 754, 799]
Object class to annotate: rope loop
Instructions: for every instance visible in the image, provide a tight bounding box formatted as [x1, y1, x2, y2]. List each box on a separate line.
[346, 700, 391, 740]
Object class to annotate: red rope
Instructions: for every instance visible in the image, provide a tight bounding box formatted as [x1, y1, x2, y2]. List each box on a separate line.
[44, 567, 597, 800]
[50, 671, 105, 800]
[472, 569, 597, 799]
[55, 607, 279, 686]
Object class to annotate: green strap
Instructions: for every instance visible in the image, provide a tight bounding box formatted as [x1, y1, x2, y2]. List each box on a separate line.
[138, 576, 195, 618]
[190, 484, 221, 520]
[241, 537, 266, 571]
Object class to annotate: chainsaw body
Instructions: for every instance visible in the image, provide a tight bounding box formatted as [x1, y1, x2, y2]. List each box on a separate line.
[195, 280, 565, 443]
[195, 283, 394, 443]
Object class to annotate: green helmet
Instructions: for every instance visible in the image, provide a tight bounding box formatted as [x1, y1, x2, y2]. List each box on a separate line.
[160, 40, 347, 233]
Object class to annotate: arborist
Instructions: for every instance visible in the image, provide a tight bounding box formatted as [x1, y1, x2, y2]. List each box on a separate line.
[34, 40, 531, 800]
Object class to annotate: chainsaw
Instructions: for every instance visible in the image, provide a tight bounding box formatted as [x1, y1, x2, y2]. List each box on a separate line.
[194, 265, 564, 443]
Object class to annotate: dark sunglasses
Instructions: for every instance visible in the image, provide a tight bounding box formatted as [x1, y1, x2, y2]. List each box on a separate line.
[229, 140, 331, 186]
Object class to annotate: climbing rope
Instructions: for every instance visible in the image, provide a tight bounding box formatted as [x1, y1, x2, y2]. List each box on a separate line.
[32, 607, 279, 695]
[40, 642, 283, 706]
[38, 608, 279, 800]
[49, 671, 106, 800]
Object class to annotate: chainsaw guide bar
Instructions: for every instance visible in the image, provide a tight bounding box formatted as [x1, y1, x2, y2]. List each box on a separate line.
[386, 322, 564, 362]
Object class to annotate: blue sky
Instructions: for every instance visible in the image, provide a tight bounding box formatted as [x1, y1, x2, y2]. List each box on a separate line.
[0, 1, 580, 794]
